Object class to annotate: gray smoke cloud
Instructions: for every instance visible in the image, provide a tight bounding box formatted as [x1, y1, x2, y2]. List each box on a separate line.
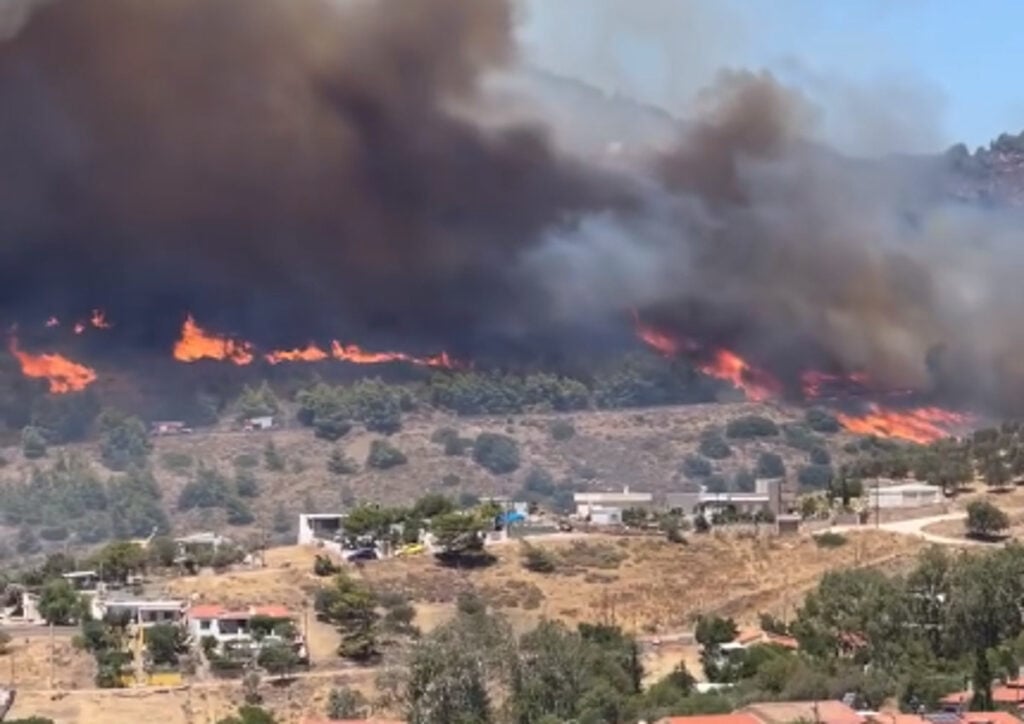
[2, 0, 1024, 413]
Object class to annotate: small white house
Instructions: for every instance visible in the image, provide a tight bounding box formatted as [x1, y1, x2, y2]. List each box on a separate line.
[573, 487, 653, 518]
[187, 604, 294, 646]
[588, 506, 623, 526]
[62, 570, 100, 591]
[866, 481, 942, 510]
[243, 416, 275, 431]
[297, 513, 345, 546]
[94, 596, 187, 627]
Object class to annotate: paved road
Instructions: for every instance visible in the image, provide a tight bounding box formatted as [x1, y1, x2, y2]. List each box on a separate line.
[830, 511, 986, 547]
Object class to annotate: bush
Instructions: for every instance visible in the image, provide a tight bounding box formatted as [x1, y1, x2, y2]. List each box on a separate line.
[98, 410, 151, 471]
[809, 446, 832, 466]
[798, 464, 835, 491]
[733, 468, 756, 493]
[521, 543, 558, 573]
[326, 448, 358, 475]
[263, 440, 285, 472]
[178, 467, 232, 510]
[472, 433, 521, 474]
[21, 425, 47, 459]
[682, 454, 713, 479]
[235, 469, 260, 498]
[233, 453, 259, 469]
[160, 451, 194, 474]
[444, 435, 474, 456]
[522, 467, 556, 497]
[699, 431, 732, 460]
[234, 382, 279, 421]
[366, 439, 407, 470]
[805, 407, 841, 433]
[783, 424, 824, 452]
[549, 419, 576, 441]
[813, 532, 847, 548]
[225, 498, 255, 526]
[314, 415, 352, 442]
[725, 415, 779, 439]
[966, 500, 1010, 540]
[756, 452, 785, 478]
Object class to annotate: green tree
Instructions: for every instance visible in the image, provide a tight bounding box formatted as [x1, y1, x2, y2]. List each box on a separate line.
[412, 493, 455, 520]
[966, 500, 1010, 540]
[263, 439, 285, 472]
[549, 419, 576, 441]
[805, 407, 841, 433]
[97, 410, 152, 471]
[21, 425, 47, 459]
[145, 623, 187, 667]
[271, 503, 291, 535]
[472, 433, 520, 474]
[90, 540, 146, 583]
[235, 382, 279, 421]
[725, 415, 780, 439]
[431, 512, 487, 566]
[234, 469, 259, 498]
[698, 430, 731, 460]
[326, 448, 358, 475]
[315, 572, 379, 661]
[37, 579, 85, 625]
[755, 452, 785, 478]
[366, 439, 407, 470]
[257, 641, 299, 676]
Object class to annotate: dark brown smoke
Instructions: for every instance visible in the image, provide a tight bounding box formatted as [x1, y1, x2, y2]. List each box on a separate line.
[0, 0, 624, 352]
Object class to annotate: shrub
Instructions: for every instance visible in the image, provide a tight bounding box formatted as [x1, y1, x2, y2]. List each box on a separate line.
[725, 415, 779, 439]
[682, 454, 713, 479]
[699, 430, 732, 460]
[444, 435, 474, 456]
[235, 469, 260, 498]
[314, 415, 352, 442]
[549, 419, 576, 441]
[263, 440, 285, 472]
[366, 439, 407, 470]
[472, 433, 521, 474]
[522, 468, 556, 497]
[178, 467, 232, 510]
[966, 500, 1010, 540]
[521, 543, 558, 573]
[813, 532, 847, 548]
[798, 464, 835, 491]
[783, 424, 824, 452]
[805, 407, 841, 433]
[98, 410, 152, 471]
[756, 452, 785, 478]
[225, 498, 255, 526]
[233, 453, 259, 469]
[326, 448, 358, 475]
[809, 446, 832, 466]
[161, 451, 194, 474]
[21, 426, 47, 459]
[733, 468, 756, 493]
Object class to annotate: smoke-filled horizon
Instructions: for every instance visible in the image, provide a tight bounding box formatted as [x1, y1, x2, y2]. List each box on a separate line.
[3, 0, 1024, 413]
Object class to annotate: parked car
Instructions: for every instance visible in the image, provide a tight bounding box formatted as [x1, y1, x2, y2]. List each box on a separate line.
[342, 547, 378, 562]
[397, 543, 425, 557]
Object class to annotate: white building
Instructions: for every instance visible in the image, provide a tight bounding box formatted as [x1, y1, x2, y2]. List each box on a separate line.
[297, 513, 345, 546]
[866, 481, 942, 509]
[573, 488, 653, 518]
[588, 506, 623, 526]
[187, 604, 296, 648]
[93, 595, 187, 627]
[61, 570, 100, 591]
[243, 415, 275, 431]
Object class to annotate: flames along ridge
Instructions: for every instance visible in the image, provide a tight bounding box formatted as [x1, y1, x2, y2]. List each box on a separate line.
[5, 311, 973, 445]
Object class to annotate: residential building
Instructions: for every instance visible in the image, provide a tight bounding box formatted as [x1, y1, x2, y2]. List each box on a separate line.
[297, 513, 346, 546]
[867, 482, 943, 510]
[741, 700, 865, 724]
[243, 415, 275, 431]
[941, 676, 1024, 709]
[93, 595, 187, 627]
[175, 532, 231, 551]
[731, 627, 799, 650]
[61, 570, 100, 591]
[667, 478, 783, 517]
[573, 487, 653, 517]
[150, 421, 191, 436]
[657, 716, 761, 724]
[588, 506, 623, 526]
[187, 604, 294, 645]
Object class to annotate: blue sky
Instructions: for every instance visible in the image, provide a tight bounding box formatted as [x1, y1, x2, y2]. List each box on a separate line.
[521, 0, 1024, 152]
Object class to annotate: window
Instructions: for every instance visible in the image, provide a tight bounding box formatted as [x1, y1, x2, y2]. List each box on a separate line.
[200, 619, 211, 630]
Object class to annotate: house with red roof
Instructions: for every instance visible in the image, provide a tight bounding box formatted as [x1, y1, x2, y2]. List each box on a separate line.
[187, 603, 297, 651]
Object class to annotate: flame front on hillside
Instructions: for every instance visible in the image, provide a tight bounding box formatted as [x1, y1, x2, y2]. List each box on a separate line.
[173, 315, 254, 365]
[8, 337, 97, 393]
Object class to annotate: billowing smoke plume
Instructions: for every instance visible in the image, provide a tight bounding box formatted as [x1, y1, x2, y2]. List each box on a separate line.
[0, 0, 624, 353]
[4, 0, 1024, 413]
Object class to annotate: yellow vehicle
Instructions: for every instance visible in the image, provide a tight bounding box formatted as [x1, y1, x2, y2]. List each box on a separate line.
[397, 543, 425, 557]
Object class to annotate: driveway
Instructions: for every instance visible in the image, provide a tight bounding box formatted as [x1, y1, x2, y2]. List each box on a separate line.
[829, 511, 986, 547]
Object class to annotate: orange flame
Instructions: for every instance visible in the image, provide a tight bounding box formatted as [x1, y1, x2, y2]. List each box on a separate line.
[836, 404, 969, 445]
[90, 309, 112, 329]
[330, 341, 455, 369]
[698, 349, 782, 402]
[8, 337, 97, 394]
[173, 315, 254, 365]
[45, 316, 59, 328]
[265, 343, 329, 365]
[633, 313, 682, 357]
[801, 370, 871, 399]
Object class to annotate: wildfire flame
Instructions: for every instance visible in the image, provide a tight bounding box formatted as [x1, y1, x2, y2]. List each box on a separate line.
[801, 370, 871, 399]
[330, 341, 455, 369]
[699, 349, 782, 402]
[8, 337, 97, 394]
[265, 343, 329, 365]
[173, 315, 254, 365]
[633, 313, 683, 357]
[836, 404, 969, 445]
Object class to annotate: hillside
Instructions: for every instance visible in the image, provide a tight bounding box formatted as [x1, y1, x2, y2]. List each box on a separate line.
[0, 400, 861, 556]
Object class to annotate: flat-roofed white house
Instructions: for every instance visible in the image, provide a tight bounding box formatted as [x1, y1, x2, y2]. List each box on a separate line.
[866, 481, 943, 509]
[573, 488, 654, 518]
[93, 595, 187, 627]
[297, 513, 345, 546]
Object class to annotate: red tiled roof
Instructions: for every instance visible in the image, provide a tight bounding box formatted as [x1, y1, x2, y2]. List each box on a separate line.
[742, 700, 865, 724]
[301, 720, 405, 724]
[963, 712, 1023, 724]
[942, 687, 1024, 706]
[188, 604, 293, 620]
[657, 715, 761, 724]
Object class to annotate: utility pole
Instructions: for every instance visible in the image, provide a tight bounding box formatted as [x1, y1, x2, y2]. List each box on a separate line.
[48, 622, 55, 689]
